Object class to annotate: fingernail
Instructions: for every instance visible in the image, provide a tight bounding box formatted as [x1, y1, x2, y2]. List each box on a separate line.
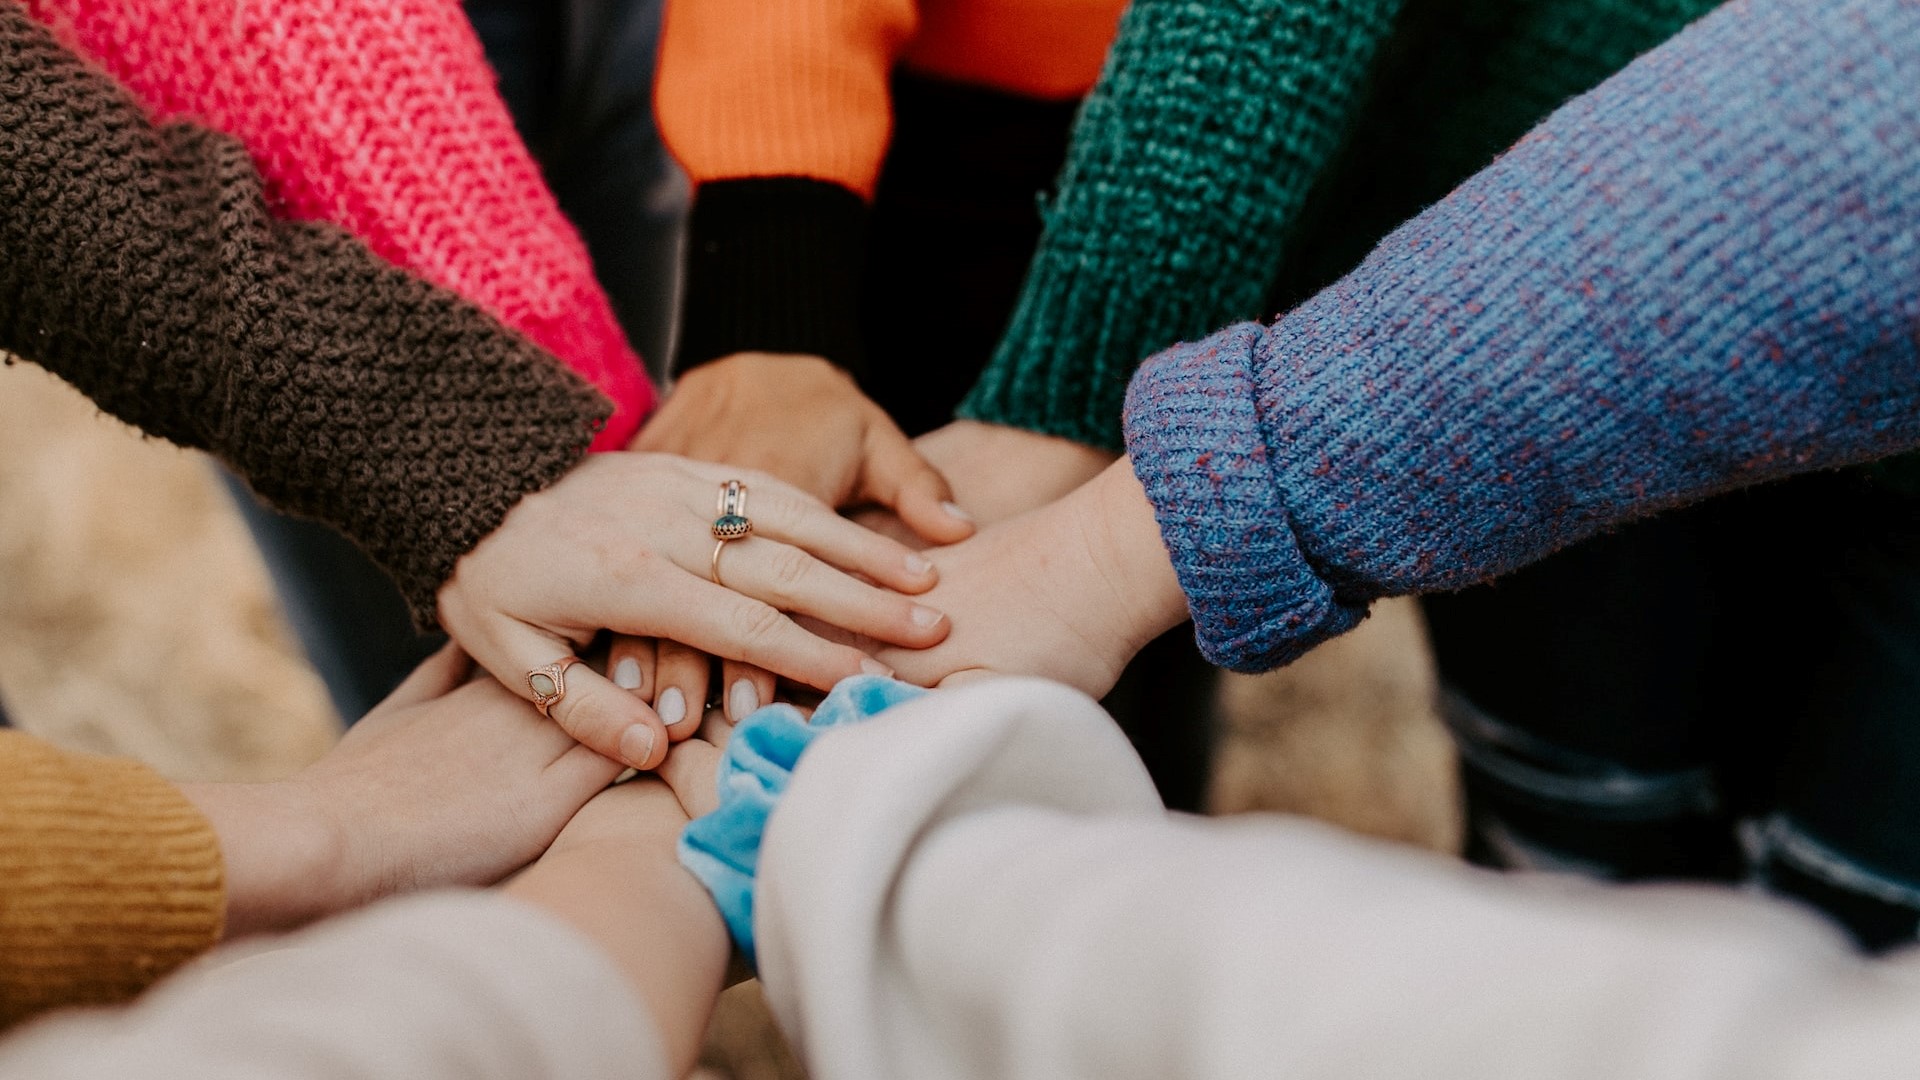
[618, 724, 656, 769]
[941, 500, 974, 523]
[860, 658, 894, 677]
[612, 657, 643, 691]
[905, 552, 933, 575]
[658, 687, 687, 727]
[728, 679, 760, 720]
[910, 604, 945, 628]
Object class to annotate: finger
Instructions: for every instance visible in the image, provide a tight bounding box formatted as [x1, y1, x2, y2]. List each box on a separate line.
[488, 621, 668, 771]
[696, 703, 735, 749]
[378, 641, 473, 710]
[678, 462, 939, 595]
[720, 659, 777, 723]
[859, 424, 975, 546]
[657, 738, 725, 819]
[720, 537, 950, 649]
[654, 639, 709, 742]
[607, 634, 657, 700]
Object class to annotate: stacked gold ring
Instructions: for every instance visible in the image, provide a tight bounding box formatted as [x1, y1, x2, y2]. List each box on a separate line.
[711, 480, 752, 586]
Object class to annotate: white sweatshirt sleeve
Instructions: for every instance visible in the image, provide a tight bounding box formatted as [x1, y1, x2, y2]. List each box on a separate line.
[754, 677, 1920, 1080]
[0, 891, 667, 1080]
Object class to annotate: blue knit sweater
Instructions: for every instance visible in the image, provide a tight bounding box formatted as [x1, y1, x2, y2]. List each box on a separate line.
[1123, 0, 1920, 673]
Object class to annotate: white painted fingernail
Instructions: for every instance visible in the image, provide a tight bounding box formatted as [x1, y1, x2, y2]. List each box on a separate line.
[860, 659, 893, 677]
[658, 687, 687, 727]
[618, 724, 656, 769]
[612, 657, 643, 691]
[905, 552, 933, 575]
[910, 604, 945, 628]
[729, 679, 760, 720]
[941, 500, 973, 522]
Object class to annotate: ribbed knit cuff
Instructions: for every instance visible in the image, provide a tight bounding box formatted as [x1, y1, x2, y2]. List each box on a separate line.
[673, 178, 870, 378]
[0, 733, 224, 1028]
[1121, 323, 1368, 672]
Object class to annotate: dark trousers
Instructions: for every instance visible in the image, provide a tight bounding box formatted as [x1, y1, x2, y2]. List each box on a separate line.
[1429, 468, 1920, 949]
[231, 0, 684, 724]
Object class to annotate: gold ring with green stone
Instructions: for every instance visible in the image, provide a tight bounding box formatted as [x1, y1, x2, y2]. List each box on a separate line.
[528, 656, 581, 719]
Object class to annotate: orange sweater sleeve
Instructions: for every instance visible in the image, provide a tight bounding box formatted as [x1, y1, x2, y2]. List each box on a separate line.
[0, 732, 224, 1028]
[656, 0, 918, 199]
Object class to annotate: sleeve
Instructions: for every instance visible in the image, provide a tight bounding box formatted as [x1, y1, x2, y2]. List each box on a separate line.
[1122, 0, 1920, 670]
[0, 892, 671, 1080]
[0, 732, 224, 1029]
[0, 2, 610, 626]
[753, 677, 1920, 1080]
[655, 0, 918, 377]
[23, 0, 654, 448]
[956, 0, 1407, 451]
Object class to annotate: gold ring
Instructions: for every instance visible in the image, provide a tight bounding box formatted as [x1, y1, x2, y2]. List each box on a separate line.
[527, 656, 581, 719]
[711, 481, 752, 587]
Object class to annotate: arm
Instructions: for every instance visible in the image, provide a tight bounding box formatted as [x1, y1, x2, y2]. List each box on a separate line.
[0, 646, 624, 1028]
[1124, 0, 1920, 671]
[753, 678, 1920, 1080]
[0, 781, 723, 1080]
[24, 0, 653, 446]
[956, 0, 1407, 453]
[0, 0, 607, 623]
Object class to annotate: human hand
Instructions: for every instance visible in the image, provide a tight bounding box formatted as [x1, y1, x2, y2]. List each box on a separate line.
[872, 460, 1191, 698]
[914, 420, 1118, 527]
[633, 353, 975, 543]
[620, 355, 972, 735]
[183, 644, 624, 938]
[436, 452, 950, 771]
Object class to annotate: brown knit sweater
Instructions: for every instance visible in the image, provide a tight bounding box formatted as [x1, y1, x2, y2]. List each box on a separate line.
[0, 733, 224, 1028]
[0, 0, 612, 625]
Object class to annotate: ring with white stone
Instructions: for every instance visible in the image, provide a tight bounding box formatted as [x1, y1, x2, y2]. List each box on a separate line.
[527, 656, 581, 719]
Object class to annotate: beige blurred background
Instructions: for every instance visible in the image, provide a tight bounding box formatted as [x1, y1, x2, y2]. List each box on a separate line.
[0, 354, 1459, 1077]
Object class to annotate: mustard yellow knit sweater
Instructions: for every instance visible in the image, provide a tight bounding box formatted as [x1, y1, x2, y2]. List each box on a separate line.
[0, 731, 224, 1028]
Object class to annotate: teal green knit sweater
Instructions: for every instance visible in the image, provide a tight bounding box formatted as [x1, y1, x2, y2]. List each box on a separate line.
[958, 0, 1717, 451]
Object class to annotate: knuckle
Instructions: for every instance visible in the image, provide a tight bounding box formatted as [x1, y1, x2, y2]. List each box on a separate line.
[765, 546, 813, 597]
[728, 602, 790, 653]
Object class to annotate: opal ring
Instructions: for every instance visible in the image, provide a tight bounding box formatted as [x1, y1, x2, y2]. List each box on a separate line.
[527, 656, 581, 719]
[711, 480, 752, 586]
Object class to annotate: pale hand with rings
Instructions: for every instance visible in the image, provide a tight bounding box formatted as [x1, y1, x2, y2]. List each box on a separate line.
[435, 452, 951, 771]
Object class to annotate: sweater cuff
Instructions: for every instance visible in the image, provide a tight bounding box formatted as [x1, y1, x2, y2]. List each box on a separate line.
[1122, 323, 1368, 671]
[673, 178, 870, 379]
[0, 733, 224, 1028]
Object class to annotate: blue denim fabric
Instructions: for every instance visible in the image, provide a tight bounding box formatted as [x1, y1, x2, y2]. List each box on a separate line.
[232, 0, 684, 724]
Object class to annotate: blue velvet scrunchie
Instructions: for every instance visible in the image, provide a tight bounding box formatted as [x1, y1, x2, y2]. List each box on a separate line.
[677, 675, 925, 966]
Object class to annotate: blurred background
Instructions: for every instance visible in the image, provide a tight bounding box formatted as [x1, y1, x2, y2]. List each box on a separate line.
[0, 353, 1458, 1078]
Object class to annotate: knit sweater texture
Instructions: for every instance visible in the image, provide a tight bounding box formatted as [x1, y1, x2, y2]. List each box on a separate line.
[962, 0, 1718, 451]
[1123, 0, 1920, 672]
[23, 0, 654, 448]
[0, 732, 223, 1028]
[0, 1, 610, 625]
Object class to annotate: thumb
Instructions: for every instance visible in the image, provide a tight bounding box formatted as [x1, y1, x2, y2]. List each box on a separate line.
[860, 424, 975, 545]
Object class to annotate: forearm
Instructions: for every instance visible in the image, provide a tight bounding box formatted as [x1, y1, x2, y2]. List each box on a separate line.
[1125, 0, 1920, 670]
[176, 783, 342, 941]
[0, 3, 608, 623]
[505, 781, 728, 1076]
[959, 0, 1405, 450]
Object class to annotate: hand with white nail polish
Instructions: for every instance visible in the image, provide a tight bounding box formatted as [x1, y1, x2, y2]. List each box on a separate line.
[437, 452, 950, 770]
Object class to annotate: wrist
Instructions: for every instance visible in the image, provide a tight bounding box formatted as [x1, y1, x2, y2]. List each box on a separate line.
[180, 779, 348, 938]
[1073, 459, 1189, 656]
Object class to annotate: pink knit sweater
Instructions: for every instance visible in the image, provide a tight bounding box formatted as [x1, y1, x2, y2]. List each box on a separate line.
[26, 0, 655, 449]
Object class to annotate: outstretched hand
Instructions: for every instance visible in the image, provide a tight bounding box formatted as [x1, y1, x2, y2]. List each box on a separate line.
[437, 452, 950, 770]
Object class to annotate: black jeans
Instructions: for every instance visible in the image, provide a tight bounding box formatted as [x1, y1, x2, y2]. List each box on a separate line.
[1429, 468, 1920, 949]
[231, 0, 684, 724]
